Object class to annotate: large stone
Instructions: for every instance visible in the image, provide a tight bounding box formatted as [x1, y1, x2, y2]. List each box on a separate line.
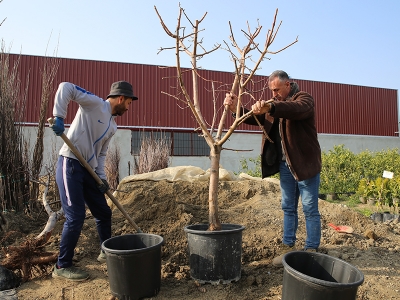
[0, 265, 20, 291]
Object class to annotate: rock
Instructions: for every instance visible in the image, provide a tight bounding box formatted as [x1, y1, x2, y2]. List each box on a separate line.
[342, 253, 350, 260]
[0, 289, 18, 300]
[364, 230, 377, 240]
[0, 266, 20, 291]
[327, 250, 341, 258]
[246, 275, 255, 286]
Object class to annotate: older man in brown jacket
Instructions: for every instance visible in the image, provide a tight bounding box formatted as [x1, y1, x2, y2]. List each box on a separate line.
[224, 70, 322, 267]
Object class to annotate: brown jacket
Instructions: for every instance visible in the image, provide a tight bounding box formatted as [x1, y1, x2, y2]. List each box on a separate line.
[241, 83, 321, 181]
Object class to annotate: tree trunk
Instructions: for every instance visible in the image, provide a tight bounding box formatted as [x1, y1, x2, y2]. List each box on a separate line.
[208, 145, 222, 231]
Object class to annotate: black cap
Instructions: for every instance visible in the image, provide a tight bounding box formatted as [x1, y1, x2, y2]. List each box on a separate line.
[107, 81, 138, 100]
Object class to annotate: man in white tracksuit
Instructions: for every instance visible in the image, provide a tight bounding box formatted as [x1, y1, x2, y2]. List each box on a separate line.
[51, 81, 138, 281]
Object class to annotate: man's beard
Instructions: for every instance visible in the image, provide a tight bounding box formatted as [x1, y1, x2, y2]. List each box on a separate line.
[114, 104, 128, 116]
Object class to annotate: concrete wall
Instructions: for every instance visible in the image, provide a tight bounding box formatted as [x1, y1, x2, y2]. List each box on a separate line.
[317, 133, 400, 153]
[173, 132, 400, 174]
[23, 127, 134, 179]
[26, 127, 400, 180]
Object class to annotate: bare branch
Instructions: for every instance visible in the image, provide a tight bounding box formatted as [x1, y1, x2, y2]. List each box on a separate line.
[210, 81, 217, 136]
[196, 44, 221, 58]
[228, 21, 241, 52]
[160, 91, 187, 104]
[191, 68, 224, 84]
[157, 46, 176, 54]
[154, 6, 177, 38]
[266, 8, 279, 46]
[181, 6, 208, 26]
[268, 36, 298, 54]
[221, 147, 254, 152]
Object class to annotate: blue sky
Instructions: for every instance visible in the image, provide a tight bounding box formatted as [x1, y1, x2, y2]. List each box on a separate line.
[1, 0, 399, 93]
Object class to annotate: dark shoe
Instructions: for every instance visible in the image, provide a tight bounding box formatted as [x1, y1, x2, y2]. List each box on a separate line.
[304, 248, 317, 253]
[97, 250, 106, 263]
[272, 244, 296, 267]
[52, 264, 89, 281]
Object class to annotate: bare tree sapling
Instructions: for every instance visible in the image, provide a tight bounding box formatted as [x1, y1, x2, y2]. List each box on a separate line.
[155, 5, 297, 231]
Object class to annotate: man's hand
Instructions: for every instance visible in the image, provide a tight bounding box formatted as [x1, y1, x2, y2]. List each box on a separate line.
[52, 116, 65, 136]
[97, 179, 110, 194]
[224, 93, 238, 113]
[251, 100, 273, 115]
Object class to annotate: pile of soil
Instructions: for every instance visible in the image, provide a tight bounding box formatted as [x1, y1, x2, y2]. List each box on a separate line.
[4, 178, 400, 299]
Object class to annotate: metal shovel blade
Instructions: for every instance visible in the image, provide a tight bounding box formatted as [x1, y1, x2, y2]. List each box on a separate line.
[328, 223, 354, 234]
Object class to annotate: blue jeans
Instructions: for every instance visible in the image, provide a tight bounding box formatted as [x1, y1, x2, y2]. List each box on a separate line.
[279, 161, 321, 249]
[56, 156, 112, 268]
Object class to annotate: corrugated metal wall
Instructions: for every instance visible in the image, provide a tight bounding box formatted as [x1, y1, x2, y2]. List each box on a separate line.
[9, 54, 399, 136]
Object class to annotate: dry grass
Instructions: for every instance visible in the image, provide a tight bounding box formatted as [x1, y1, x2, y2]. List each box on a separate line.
[30, 56, 60, 206]
[0, 46, 30, 213]
[133, 133, 171, 174]
[105, 145, 120, 190]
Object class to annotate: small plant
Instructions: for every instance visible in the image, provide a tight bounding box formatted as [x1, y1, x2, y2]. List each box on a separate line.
[356, 178, 369, 203]
[389, 176, 400, 199]
[389, 176, 400, 213]
[238, 157, 262, 178]
[373, 177, 390, 210]
[355, 207, 373, 218]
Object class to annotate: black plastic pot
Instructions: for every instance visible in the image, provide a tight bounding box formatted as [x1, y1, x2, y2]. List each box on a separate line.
[102, 234, 164, 300]
[370, 212, 383, 222]
[282, 251, 364, 300]
[382, 212, 394, 222]
[184, 223, 245, 284]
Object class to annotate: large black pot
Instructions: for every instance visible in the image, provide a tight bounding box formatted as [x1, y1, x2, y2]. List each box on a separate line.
[102, 233, 164, 300]
[282, 251, 364, 300]
[184, 223, 245, 284]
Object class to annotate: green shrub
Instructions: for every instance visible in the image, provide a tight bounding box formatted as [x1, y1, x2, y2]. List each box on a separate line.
[239, 145, 400, 200]
[320, 145, 359, 194]
[238, 156, 262, 177]
[238, 156, 279, 179]
[320, 145, 400, 195]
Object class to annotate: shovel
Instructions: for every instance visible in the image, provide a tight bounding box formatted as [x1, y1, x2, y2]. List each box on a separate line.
[328, 223, 353, 234]
[48, 117, 142, 233]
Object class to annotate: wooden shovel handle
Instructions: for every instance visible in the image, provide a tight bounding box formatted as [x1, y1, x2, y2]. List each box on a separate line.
[48, 118, 142, 233]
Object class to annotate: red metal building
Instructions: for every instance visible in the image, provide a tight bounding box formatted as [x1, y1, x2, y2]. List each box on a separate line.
[9, 54, 399, 137]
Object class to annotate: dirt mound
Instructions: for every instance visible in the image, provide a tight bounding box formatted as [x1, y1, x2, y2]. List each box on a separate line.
[9, 178, 400, 299]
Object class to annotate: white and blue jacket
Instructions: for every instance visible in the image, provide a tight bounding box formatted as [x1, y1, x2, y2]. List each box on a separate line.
[53, 82, 117, 180]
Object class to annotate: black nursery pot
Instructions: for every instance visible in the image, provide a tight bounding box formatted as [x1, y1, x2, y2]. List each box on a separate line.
[184, 223, 245, 284]
[282, 251, 364, 300]
[102, 233, 164, 300]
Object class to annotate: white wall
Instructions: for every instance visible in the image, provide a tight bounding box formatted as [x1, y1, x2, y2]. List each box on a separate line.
[25, 127, 400, 179]
[174, 132, 400, 174]
[317, 134, 400, 153]
[24, 127, 134, 179]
